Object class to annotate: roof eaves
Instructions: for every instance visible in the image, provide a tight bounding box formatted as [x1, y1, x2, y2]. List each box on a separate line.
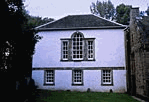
[36, 26, 126, 31]
[124, 26, 129, 31]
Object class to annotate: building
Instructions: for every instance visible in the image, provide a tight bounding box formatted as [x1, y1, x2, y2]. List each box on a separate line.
[32, 14, 127, 92]
[125, 7, 149, 100]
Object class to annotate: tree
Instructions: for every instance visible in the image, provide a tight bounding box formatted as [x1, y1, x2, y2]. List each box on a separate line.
[145, 6, 149, 16]
[90, 0, 115, 20]
[1, 0, 43, 101]
[115, 4, 131, 25]
[27, 15, 54, 29]
[140, 11, 145, 17]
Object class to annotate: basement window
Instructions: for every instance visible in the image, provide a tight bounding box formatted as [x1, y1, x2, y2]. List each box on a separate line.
[101, 70, 113, 85]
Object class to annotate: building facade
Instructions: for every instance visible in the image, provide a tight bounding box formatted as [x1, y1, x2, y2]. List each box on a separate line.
[32, 14, 127, 92]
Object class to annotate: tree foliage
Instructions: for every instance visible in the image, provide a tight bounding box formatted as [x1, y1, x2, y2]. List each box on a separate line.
[90, 0, 115, 20]
[1, 0, 52, 101]
[140, 11, 145, 17]
[145, 6, 149, 16]
[1, 0, 44, 90]
[115, 4, 131, 25]
[27, 15, 54, 29]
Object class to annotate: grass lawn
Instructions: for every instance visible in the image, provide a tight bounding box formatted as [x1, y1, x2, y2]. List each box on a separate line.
[32, 90, 139, 102]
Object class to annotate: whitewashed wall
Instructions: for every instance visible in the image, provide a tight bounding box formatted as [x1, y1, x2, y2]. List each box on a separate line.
[32, 70, 126, 92]
[33, 29, 125, 68]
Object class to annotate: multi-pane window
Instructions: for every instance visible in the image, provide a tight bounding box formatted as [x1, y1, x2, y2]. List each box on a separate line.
[45, 70, 54, 85]
[62, 41, 68, 60]
[61, 32, 95, 61]
[72, 70, 83, 85]
[72, 34, 83, 60]
[88, 41, 94, 60]
[102, 70, 112, 85]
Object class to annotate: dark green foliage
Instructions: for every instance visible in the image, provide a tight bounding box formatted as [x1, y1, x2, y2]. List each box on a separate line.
[140, 11, 145, 17]
[90, 0, 115, 20]
[26, 15, 54, 29]
[115, 4, 131, 25]
[1, 1, 46, 101]
[145, 6, 149, 16]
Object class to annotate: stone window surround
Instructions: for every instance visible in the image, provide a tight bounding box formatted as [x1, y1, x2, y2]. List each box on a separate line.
[61, 40, 69, 60]
[61, 31, 95, 61]
[101, 69, 113, 86]
[44, 70, 55, 86]
[72, 70, 83, 86]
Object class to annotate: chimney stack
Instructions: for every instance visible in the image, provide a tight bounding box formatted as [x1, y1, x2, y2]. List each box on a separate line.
[130, 7, 139, 24]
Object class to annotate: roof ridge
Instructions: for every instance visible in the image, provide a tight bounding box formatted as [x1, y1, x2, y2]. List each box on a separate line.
[68, 14, 93, 16]
[35, 14, 127, 30]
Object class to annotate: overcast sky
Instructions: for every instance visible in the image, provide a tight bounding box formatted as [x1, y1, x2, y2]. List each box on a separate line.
[24, 0, 149, 19]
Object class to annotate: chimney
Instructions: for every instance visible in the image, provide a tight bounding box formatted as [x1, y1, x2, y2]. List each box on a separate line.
[130, 7, 139, 24]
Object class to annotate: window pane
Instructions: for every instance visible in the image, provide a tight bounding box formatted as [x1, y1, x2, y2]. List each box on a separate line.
[73, 70, 82, 84]
[62, 41, 68, 59]
[72, 33, 84, 60]
[102, 70, 112, 84]
[46, 70, 54, 84]
[87, 41, 94, 59]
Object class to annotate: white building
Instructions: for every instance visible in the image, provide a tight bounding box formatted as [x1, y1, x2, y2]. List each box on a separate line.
[32, 14, 127, 92]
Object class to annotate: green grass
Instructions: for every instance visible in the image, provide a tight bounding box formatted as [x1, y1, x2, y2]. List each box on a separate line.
[33, 90, 139, 102]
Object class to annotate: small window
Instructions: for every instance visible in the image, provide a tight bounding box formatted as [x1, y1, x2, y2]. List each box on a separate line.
[45, 70, 54, 85]
[102, 70, 112, 85]
[88, 41, 94, 60]
[62, 41, 68, 60]
[72, 70, 83, 85]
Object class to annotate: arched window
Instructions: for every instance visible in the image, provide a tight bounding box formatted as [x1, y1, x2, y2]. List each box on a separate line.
[72, 32, 84, 60]
[61, 31, 95, 61]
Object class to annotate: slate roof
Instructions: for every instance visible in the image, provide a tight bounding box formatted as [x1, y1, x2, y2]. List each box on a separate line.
[35, 14, 126, 31]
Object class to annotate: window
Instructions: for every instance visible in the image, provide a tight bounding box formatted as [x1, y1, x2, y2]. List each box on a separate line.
[44, 70, 54, 85]
[88, 41, 94, 60]
[62, 41, 68, 60]
[72, 33, 83, 60]
[102, 70, 113, 85]
[61, 31, 95, 61]
[72, 70, 83, 85]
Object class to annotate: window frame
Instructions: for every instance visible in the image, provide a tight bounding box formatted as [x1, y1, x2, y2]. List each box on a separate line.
[61, 40, 69, 60]
[60, 31, 95, 61]
[44, 70, 55, 85]
[87, 40, 95, 60]
[72, 33, 84, 60]
[101, 70, 113, 86]
[72, 70, 83, 86]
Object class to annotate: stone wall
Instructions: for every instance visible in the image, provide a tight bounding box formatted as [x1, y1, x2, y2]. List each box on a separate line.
[125, 7, 149, 99]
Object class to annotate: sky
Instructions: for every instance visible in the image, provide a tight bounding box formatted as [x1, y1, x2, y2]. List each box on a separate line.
[24, 0, 149, 20]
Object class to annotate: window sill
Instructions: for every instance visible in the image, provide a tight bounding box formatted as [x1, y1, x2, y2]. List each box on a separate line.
[44, 83, 55, 86]
[60, 59, 96, 62]
[72, 83, 84, 86]
[101, 84, 113, 86]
